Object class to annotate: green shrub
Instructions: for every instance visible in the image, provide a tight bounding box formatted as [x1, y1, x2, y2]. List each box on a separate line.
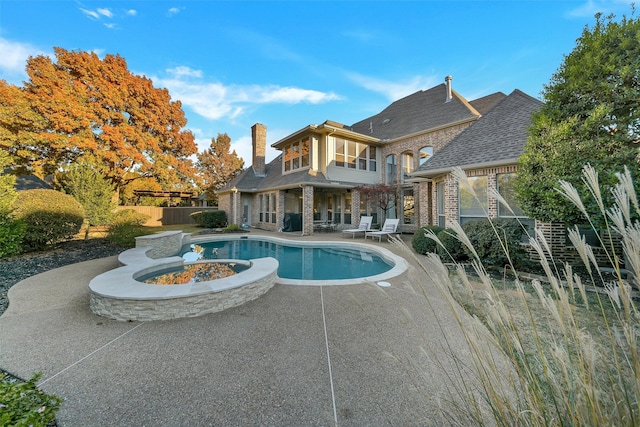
[106, 210, 151, 248]
[0, 211, 25, 258]
[411, 225, 445, 254]
[57, 163, 115, 226]
[436, 228, 469, 263]
[106, 223, 148, 248]
[190, 210, 227, 228]
[0, 372, 62, 427]
[111, 209, 150, 227]
[461, 218, 527, 268]
[13, 189, 85, 251]
[222, 223, 242, 232]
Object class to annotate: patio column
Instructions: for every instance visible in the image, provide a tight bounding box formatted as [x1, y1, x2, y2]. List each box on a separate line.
[301, 185, 314, 235]
[351, 189, 361, 226]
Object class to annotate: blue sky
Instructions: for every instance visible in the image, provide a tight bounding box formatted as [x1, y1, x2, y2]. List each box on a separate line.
[0, 0, 632, 165]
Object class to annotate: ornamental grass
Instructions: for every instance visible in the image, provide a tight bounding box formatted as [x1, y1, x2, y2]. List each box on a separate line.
[396, 164, 640, 426]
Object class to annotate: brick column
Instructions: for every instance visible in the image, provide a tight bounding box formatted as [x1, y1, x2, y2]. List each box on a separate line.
[351, 189, 361, 226]
[302, 185, 314, 235]
[445, 175, 458, 227]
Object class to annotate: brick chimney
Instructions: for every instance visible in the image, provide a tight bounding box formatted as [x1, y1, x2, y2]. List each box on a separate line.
[445, 75, 453, 103]
[251, 123, 267, 176]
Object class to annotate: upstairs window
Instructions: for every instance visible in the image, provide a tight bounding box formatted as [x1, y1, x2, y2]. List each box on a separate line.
[401, 152, 414, 183]
[385, 154, 397, 184]
[334, 138, 377, 171]
[283, 137, 310, 173]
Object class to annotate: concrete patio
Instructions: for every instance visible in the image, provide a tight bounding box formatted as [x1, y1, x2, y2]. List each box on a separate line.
[0, 230, 503, 426]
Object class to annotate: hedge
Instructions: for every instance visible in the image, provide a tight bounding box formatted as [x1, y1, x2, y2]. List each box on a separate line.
[13, 189, 85, 251]
[461, 218, 528, 268]
[0, 211, 25, 258]
[106, 209, 151, 248]
[411, 225, 445, 254]
[190, 210, 227, 228]
[436, 228, 469, 263]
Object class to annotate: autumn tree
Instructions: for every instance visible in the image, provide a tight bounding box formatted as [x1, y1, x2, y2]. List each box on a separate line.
[515, 11, 640, 224]
[0, 48, 198, 197]
[196, 133, 244, 203]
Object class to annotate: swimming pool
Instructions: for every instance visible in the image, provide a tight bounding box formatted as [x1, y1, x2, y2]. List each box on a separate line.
[184, 238, 392, 281]
[188, 235, 408, 285]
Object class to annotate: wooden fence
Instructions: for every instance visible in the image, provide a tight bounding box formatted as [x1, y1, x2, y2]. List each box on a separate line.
[116, 206, 218, 227]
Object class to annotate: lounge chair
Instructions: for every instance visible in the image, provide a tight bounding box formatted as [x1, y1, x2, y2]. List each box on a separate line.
[341, 216, 373, 239]
[365, 218, 400, 242]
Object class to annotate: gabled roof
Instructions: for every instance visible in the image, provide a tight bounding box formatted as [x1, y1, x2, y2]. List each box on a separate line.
[469, 92, 507, 115]
[413, 89, 543, 177]
[350, 83, 481, 140]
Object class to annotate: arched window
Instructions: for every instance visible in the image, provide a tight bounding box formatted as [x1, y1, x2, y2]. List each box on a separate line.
[401, 152, 414, 183]
[385, 154, 397, 184]
[419, 146, 433, 165]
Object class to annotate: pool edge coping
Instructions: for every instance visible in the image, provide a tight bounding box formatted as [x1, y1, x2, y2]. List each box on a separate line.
[189, 234, 409, 286]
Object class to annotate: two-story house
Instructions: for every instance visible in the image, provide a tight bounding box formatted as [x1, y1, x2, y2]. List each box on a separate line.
[217, 76, 538, 236]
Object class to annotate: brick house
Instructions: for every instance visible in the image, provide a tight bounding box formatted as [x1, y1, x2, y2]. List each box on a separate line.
[217, 77, 538, 236]
[411, 89, 543, 231]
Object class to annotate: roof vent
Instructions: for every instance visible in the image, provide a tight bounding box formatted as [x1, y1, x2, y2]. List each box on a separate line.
[445, 75, 453, 103]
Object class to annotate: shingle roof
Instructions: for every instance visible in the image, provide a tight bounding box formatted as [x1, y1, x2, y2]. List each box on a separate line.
[469, 92, 507, 115]
[350, 84, 480, 140]
[3, 170, 53, 191]
[414, 89, 543, 176]
[220, 155, 340, 193]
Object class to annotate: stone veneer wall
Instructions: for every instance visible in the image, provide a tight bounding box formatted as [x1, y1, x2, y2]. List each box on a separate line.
[89, 271, 277, 321]
[135, 231, 186, 259]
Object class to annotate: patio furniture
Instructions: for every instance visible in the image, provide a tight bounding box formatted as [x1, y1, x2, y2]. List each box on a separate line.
[341, 216, 373, 239]
[313, 220, 336, 232]
[365, 218, 400, 242]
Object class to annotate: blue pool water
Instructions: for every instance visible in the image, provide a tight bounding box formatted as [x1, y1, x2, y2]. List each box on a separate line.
[184, 239, 393, 281]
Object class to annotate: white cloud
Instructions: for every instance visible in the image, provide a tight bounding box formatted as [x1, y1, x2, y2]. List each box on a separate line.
[346, 72, 439, 101]
[154, 69, 341, 121]
[0, 38, 46, 82]
[167, 66, 202, 79]
[104, 23, 117, 29]
[126, 9, 137, 16]
[80, 8, 100, 19]
[254, 86, 341, 104]
[168, 7, 182, 16]
[97, 8, 113, 18]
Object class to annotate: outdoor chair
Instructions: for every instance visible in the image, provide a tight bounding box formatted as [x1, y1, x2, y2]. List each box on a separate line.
[341, 216, 373, 239]
[364, 218, 400, 242]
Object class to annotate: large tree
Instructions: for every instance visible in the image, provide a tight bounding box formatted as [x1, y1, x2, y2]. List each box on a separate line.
[515, 11, 640, 225]
[0, 47, 198, 196]
[196, 133, 244, 202]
